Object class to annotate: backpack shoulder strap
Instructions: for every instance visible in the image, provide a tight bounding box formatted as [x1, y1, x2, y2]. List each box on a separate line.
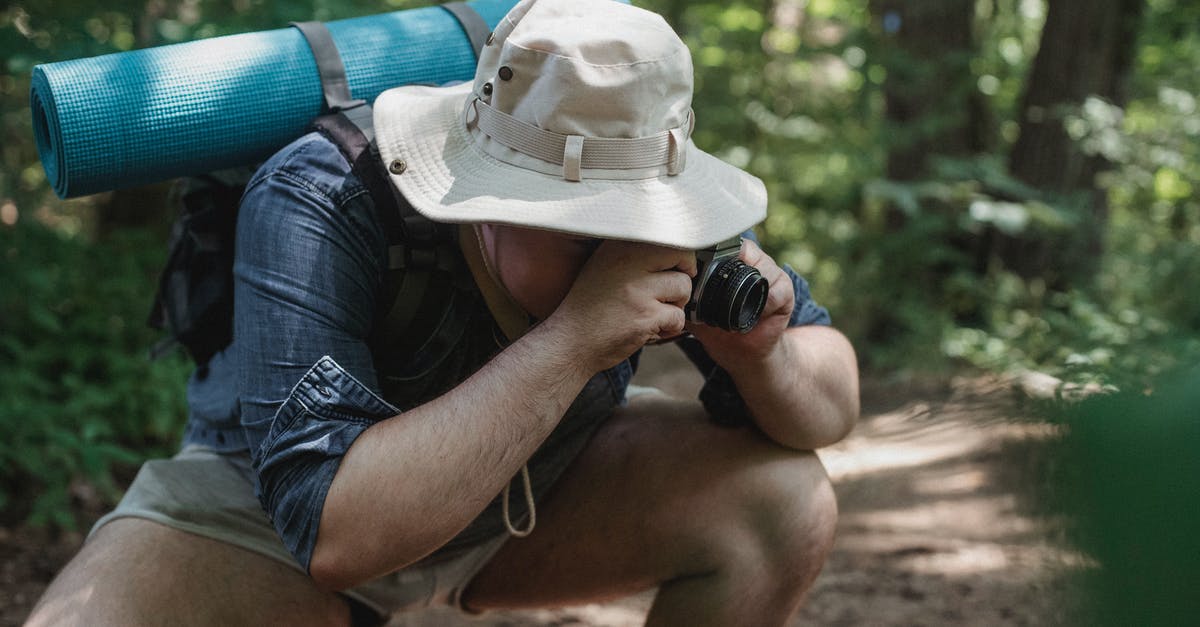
[312, 112, 439, 342]
[293, 19, 466, 349]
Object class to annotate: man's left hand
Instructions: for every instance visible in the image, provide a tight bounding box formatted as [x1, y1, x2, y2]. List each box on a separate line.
[686, 238, 794, 372]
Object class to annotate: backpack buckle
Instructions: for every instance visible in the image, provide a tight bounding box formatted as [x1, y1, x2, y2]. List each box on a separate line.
[388, 243, 439, 271]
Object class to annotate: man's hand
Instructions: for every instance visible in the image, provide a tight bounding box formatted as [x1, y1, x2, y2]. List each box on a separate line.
[547, 241, 697, 373]
[686, 238, 794, 371]
[686, 239, 859, 451]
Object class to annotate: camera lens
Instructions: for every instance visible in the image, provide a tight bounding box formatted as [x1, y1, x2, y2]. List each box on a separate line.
[696, 260, 769, 333]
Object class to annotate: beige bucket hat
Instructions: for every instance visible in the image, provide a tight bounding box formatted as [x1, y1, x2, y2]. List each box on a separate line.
[373, 0, 766, 250]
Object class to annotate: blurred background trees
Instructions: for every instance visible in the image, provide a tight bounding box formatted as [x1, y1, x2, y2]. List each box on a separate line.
[1, 0, 1197, 530]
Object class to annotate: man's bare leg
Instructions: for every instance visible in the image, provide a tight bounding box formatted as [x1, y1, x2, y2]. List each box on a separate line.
[26, 518, 352, 627]
[463, 393, 839, 626]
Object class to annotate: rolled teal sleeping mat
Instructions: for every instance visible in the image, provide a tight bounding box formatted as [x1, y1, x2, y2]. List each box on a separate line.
[31, 0, 516, 198]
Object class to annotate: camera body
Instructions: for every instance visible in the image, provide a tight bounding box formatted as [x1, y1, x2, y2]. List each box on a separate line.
[686, 237, 769, 333]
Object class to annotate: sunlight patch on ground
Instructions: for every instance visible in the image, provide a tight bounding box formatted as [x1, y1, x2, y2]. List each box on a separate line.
[904, 544, 1011, 575]
[818, 401, 1061, 483]
[820, 436, 985, 481]
[388, 598, 654, 627]
[912, 469, 989, 495]
[839, 494, 1036, 538]
[517, 600, 652, 626]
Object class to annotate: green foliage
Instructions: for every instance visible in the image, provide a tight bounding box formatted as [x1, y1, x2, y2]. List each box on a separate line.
[1045, 365, 1200, 625]
[938, 1, 1200, 386]
[643, 0, 1200, 388]
[0, 220, 190, 528]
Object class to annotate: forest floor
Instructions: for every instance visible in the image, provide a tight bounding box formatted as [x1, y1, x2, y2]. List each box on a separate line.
[0, 345, 1087, 626]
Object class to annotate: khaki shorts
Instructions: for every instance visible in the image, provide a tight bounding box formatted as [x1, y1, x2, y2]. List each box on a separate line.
[90, 446, 510, 622]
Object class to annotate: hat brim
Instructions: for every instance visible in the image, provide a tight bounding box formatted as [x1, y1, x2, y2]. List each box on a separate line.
[374, 82, 766, 250]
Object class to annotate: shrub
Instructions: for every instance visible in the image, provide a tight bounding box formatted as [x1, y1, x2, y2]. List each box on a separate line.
[0, 219, 189, 528]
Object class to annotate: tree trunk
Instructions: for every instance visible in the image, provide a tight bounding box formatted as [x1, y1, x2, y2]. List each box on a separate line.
[870, 0, 989, 185]
[859, 0, 992, 340]
[998, 0, 1143, 285]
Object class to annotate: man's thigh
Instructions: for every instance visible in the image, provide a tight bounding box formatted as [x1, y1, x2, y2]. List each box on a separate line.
[26, 518, 351, 627]
[462, 392, 835, 610]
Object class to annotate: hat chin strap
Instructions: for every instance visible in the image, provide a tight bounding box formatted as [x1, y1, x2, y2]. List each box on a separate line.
[465, 97, 694, 182]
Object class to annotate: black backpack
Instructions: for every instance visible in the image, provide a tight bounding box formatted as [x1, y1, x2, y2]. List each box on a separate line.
[147, 7, 490, 366]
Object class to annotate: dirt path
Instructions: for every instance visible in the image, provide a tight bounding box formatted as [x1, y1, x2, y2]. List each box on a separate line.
[1, 346, 1083, 626]
[797, 376, 1080, 627]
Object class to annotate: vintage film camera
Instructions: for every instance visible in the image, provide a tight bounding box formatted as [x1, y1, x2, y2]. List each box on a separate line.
[686, 237, 769, 333]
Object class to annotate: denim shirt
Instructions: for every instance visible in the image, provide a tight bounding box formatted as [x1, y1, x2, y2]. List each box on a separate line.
[182, 131, 831, 572]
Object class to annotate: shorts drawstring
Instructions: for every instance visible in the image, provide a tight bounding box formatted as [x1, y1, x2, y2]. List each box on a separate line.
[501, 463, 535, 538]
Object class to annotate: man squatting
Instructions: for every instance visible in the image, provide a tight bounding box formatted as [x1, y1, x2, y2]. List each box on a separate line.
[29, 0, 858, 625]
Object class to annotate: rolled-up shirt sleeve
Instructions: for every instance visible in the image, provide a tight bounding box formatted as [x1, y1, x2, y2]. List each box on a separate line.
[251, 356, 398, 571]
[233, 137, 394, 571]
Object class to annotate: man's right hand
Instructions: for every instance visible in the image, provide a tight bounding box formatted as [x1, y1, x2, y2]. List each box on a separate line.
[548, 241, 697, 373]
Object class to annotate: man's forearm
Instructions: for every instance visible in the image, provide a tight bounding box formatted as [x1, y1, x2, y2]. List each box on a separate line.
[725, 325, 859, 450]
[310, 318, 593, 591]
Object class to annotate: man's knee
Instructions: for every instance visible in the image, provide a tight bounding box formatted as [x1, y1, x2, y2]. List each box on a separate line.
[625, 399, 840, 573]
[730, 447, 838, 584]
[771, 451, 838, 559]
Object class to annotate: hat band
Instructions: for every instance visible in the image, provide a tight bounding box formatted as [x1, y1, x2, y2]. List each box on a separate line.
[467, 98, 694, 182]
